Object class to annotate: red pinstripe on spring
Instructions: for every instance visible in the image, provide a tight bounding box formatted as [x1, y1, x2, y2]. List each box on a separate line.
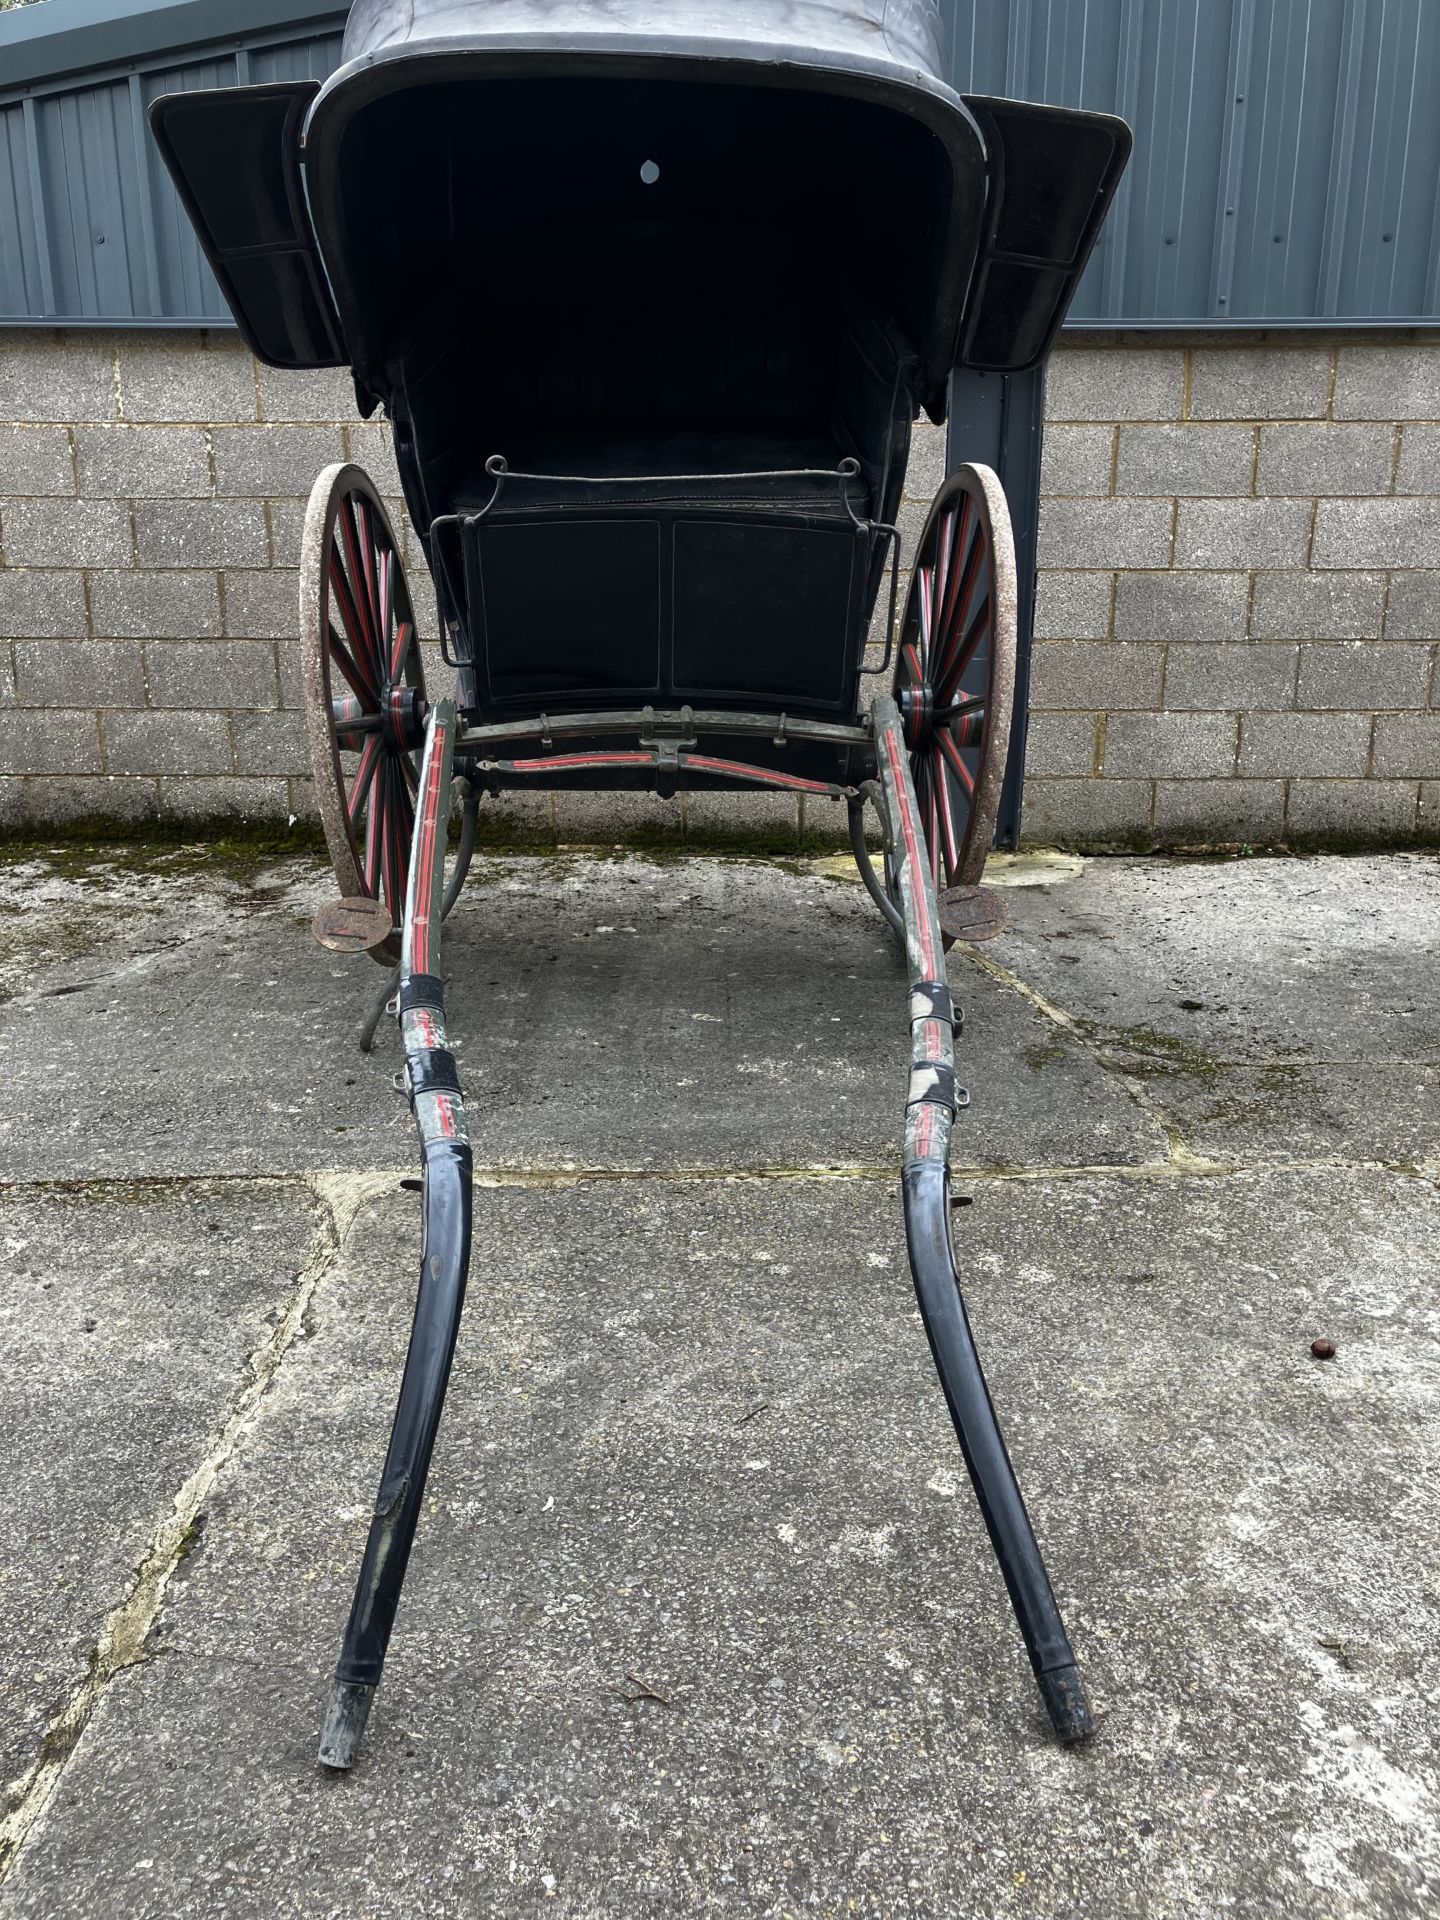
[495, 751, 842, 796]
[499, 752, 654, 775]
[679, 755, 840, 795]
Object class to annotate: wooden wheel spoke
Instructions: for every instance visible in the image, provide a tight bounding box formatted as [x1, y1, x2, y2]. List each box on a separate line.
[936, 590, 992, 707]
[392, 752, 416, 831]
[390, 617, 413, 684]
[924, 767, 942, 890]
[915, 567, 933, 671]
[938, 724, 978, 798]
[329, 555, 381, 702]
[930, 506, 956, 644]
[346, 736, 382, 832]
[355, 499, 384, 675]
[385, 762, 412, 925]
[327, 624, 377, 710]
[378, 547, 394, 671]
[399, 748, 419, 796]
[362, 761, 384, 894]
[901, 640, 925, 689]
[337, 500, 384, 689]
[935, 500, 971, 643]
[377, 762, 398, 920]
[938, 499, 976, 640]
[934, 521, 986, 692]
[934, 757, 962, 884]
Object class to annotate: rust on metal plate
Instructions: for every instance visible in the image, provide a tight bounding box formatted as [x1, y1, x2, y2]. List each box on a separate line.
[312, 896, 395, 954]
[938, 885, 1011, 944]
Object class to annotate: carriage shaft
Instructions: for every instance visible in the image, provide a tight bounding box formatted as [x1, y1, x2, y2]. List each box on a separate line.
[872, 695, 1093, 1745]
[320, 700, 475, 1770]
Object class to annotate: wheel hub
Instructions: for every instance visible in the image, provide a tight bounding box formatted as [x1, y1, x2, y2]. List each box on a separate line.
[899, 681, 935, 750]
[382, 685, 428, 754]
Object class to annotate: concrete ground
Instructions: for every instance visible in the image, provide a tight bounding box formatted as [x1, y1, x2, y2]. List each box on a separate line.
[0, 838, 1436, 1919]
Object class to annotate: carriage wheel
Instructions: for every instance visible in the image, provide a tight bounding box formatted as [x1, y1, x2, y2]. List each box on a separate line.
[301, 463, 427, 965]
[892, 462, 1017, 902]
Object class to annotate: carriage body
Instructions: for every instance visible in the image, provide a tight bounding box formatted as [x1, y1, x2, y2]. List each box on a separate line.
[153, 0, 1129, 800]
[150, 1, 1132, 1770]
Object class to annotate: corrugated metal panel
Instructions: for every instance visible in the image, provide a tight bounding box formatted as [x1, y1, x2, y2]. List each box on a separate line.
[2, 2, 1438, 327]
[941, 0, 1440, 324]
[0, 12, 345, 327]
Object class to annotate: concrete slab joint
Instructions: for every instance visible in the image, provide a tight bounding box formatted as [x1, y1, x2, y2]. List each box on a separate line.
[0, 845, 1436, 1915]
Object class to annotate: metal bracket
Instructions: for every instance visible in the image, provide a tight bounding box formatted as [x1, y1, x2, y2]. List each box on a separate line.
[638, 703, 697, 751]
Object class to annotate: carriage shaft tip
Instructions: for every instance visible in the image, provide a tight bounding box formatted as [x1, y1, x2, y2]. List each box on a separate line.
[1036, 1664, 1095, 1745]
[318, 1680, 376, 1771]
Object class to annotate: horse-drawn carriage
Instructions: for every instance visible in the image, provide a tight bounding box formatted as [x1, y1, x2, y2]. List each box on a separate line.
[153, 0, 1130, 1768]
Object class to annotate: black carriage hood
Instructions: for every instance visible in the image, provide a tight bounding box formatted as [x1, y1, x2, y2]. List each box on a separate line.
[340, 0, 949, 76]
[304, 0, 987, 410]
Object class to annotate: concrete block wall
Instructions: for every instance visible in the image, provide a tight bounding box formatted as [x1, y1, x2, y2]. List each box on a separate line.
[1030, 333, 1440, 847]
[1, 326, 1438, 846]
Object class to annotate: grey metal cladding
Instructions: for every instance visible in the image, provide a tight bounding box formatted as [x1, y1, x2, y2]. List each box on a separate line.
[0, 7, 346, 328]
[3, 0, 1440, 327]
[940, 0, 1440, 326]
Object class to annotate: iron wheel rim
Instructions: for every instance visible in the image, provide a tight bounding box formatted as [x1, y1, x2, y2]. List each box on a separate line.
[301, 463, 427, 964]
[892, 462, 1016, 897]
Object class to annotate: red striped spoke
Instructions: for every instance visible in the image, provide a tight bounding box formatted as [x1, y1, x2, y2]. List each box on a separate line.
[329, 554, 381, 704]
[355, 499, 383, 673]
[399, 747, 419, 795]
[394, 757, 416, 844]
[363, 762, 384, 894]
[346, 737, 381, 832]
[391, 768, 414, 921]
[901, 640, 925, 689]
[337, 500, 384, 692]
[936, 590, 992, 708]
[934, 511, 985, 692]
[938, 724, 978, 798]
[390, 616, 412, 684]
[936, 764, 948, 890]
[938, 499, 976, 643]
[377, 546, 394, 667]
[916, 567, 933, 672]
[326, 620, 377, 710]
[380, 765, 402, 923]
[934, 761, 962, 882]
[930, 506, 956, 645]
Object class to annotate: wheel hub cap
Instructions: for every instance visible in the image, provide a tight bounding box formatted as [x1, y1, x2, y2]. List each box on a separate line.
[899, 682, 935, 750]
[382, 685, 427, 754]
